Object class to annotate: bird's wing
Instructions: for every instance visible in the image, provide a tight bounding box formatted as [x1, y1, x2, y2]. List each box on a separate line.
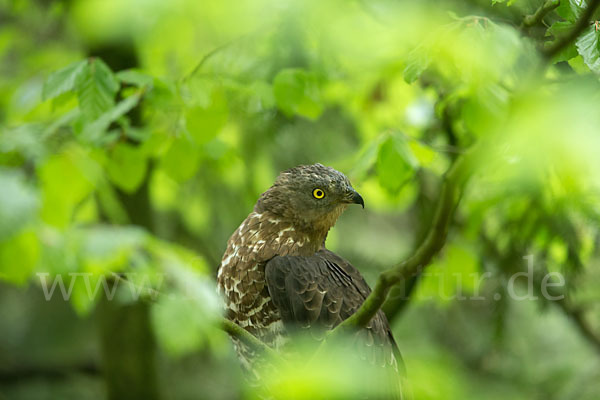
[264, 249, 403, 370]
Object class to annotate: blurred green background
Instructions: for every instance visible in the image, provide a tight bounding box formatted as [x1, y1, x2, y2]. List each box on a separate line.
[1, 0, 600, 399]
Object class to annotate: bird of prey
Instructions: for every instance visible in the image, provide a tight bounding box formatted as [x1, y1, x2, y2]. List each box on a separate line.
[217, 163, 403, 397]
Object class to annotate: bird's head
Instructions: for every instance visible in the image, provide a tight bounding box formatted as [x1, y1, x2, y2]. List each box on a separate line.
[255, 163, 364, 235]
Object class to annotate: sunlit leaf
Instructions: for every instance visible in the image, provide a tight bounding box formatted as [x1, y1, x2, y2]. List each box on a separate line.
[151, 286, 221, 356]
[80, 92, 141, 143]
[185, 87, 229, 144]
[556, 0, 585, 22]
[76, 58, 119, 122]
[408, 140, 436, 167]
[42, 59, 87, 101]
[80, 225, 147, 261]
[547, 21, 579, 62]
[273, 69, 323, 120]
[414, 243, 480, 304]
[462, 84, 509, 137]
[403, 51, 430, 83]
[38, 150, 96, 227]
[161, 138, 200, 182]
[376, 135, 416, 194]
[575, 26, 600, 73]
[350, 136, 384, 180]
[258, 333, 402, 400]
[116, 69, 155, 88]
[106, 142, 147, 193]
[0, 229, 39, 285]
[0, 169, 39, 240]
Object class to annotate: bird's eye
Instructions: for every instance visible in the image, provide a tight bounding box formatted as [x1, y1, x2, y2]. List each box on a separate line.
[312, 188, 325, 199]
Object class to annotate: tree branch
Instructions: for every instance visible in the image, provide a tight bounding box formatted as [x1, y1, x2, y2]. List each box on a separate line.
[480, 230, 600, 356]
[556, 302, 600, 355]
[521, 0, 560, 29]
[540, 274, 600, 355]
[220, 318, 281, 360]
[335, 147, 478, 332]
[543, 0, 600, 59]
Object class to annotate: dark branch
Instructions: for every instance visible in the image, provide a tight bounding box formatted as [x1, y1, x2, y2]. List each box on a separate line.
[521, 0, 560, 29]
[543, 0, 600, 59]
[556, 302, 600, 355]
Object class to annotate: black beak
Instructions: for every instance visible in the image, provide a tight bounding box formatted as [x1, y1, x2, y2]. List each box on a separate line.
[347, 189, 364, 209]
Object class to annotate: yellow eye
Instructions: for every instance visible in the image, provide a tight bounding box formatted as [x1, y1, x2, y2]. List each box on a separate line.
[312, 188, 325, 199]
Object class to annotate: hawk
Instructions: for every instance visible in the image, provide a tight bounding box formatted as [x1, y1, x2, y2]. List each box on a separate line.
[217, 163, 403, 397]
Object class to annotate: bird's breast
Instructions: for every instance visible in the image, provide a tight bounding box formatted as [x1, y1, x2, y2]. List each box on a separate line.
[217, 211, 315, 347]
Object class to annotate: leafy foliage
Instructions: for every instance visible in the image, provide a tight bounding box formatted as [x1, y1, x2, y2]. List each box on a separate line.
[1, 0, 600, 399]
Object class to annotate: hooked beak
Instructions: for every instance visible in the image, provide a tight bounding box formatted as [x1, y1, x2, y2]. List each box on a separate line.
[345, 189, 364, 209]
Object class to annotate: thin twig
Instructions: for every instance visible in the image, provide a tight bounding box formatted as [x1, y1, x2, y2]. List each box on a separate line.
[182, 40, 236, 82]
[220, 319, 281, 359]
[543, 0, 600, 59]
[181, 30, 256, 82]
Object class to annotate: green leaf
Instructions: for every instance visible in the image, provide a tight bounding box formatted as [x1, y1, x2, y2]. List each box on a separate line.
[408, 140, 437, 167]
[403, 51, 430, 84]
[116, 69, 154, 88]
[106, 143, 147, 193]
[0, 169, 39, 240]
[576, 26, 600, 73]
[350, 136, 385, 180]
[81, 92, 141, 143]
[376, 135, 416, 194]
[414, 244, 480, 304]
[38, 151, 95, 228]
[76, 58, 119, 122]
[69, 278, 100, 316]
[66, 225, 149, 315]
[161, 138, 200, 182]
[185, 88, 228, 144]
[273, 69, 323, 120]
[556, 0, 584, 22]
[245, 81, 275, 113]
[462, 85, 509, 137]
[151, 264, 220, 356]
[0, 229, 39, 285]
[151, 294, 213, 356]
[95, 183, 130, 225]
[547, 21, 579, 62]
[42, 60, 87, 101]
[80, 225, 147, 261]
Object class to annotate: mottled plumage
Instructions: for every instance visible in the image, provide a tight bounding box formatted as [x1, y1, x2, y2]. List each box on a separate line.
[216, 163, 402, 396]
